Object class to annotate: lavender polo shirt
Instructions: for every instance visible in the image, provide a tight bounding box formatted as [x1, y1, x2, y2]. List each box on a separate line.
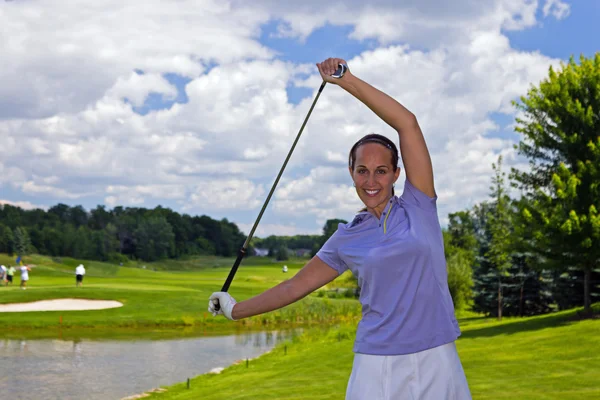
[317, 179, 460, 355]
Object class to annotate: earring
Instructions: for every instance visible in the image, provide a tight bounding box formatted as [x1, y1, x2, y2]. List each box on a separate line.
[353, 183, 356, 187]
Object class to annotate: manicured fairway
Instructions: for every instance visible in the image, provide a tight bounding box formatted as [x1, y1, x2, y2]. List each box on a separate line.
[144, 305, 600, 400]
[0, 254, 360, 333]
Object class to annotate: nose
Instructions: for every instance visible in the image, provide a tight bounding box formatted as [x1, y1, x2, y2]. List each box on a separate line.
[366, 173, 376, 186]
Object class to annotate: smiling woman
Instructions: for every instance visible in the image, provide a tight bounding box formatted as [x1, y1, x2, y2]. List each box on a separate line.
[0, 298, 123, 313]
[208, 57, 472, 400]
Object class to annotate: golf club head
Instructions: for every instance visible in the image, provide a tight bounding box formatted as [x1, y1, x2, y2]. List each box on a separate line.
[332, 63, 347, 79]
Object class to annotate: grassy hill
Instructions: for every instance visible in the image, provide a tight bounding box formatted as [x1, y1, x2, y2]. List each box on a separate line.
[2, 253, 598, 399]
[144, 304, 600, 400]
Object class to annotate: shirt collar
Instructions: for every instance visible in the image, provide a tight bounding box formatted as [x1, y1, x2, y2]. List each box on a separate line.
[355, 195, 399, 221]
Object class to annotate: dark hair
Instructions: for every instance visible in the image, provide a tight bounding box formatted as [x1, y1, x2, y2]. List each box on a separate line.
[349, 133, 400, 200]
[349, 133, 399, 171]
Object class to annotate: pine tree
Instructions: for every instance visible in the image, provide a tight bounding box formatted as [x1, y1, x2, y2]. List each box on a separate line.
[0, 225, 15, 254]
[13, 227, 31, 256]
[486, 156, 512, 320]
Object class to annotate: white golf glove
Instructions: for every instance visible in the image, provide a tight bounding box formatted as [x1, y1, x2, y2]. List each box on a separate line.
[208, 292, 237, 320]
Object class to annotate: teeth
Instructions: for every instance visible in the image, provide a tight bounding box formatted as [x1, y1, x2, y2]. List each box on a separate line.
[366, 190, 379, 195]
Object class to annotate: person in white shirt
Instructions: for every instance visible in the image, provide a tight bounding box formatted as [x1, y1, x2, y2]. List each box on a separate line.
[0, 265, 6, 285]
[20, 265, 31, 290]
[75, 264, 86, 287]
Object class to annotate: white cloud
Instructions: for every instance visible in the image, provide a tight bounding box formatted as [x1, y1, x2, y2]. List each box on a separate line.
[20, 181, 85, 199]
[543, 0, 571, 20]
[0, 0, 575, 234]
[0, 200, 46, 210]
[0, 0, 273, 119]
[188, 179, 265, 210]
[107, 72, 179, 108]
[237, 222, 321, 237]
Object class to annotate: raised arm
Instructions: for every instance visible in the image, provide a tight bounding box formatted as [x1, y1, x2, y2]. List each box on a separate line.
[213, 256, 339, 320]
[317, 58, 435, 197]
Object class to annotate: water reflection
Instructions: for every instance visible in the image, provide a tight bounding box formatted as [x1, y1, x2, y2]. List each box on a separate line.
[0, 330, 298, 400]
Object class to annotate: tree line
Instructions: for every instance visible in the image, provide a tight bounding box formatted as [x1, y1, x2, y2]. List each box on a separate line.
[0, 204, 248, 263]
[445, 55, 600, 317]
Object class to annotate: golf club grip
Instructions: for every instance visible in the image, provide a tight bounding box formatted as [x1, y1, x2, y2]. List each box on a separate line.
[332, 63, 347, 79]
[213, 249, 245, 312]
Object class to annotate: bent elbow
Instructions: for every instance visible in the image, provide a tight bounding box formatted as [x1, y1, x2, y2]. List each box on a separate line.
[407, 112, 419, 128]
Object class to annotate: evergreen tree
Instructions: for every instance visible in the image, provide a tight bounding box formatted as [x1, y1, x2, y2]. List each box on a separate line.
[13, 227, 32, 256]
[501, 254, 553, 317]
[471, 202, 497, 316]
[486, 156, 512, 320]
[0, 225, 15, 254]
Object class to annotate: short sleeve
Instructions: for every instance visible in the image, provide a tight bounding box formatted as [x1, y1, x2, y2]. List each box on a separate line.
[316, 228, 349, 275]
[400, 179, 437, 211]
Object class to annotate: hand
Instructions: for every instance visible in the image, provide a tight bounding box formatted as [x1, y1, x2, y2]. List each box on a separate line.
[208, 292, 237, 320]
[316, 57, 350, 84]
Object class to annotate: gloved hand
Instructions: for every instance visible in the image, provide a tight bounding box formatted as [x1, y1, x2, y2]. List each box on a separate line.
[208, 292, 237, 320]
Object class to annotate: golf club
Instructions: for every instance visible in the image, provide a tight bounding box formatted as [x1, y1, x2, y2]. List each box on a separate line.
[214, 63, 347, 311]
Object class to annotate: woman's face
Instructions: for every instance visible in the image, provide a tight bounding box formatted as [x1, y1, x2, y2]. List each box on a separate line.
[350, 143, 400, 214]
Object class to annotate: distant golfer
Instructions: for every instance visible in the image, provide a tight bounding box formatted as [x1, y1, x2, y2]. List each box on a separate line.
[209, 57, 471, 399]
[75, 264, 86, 287]
[0, 265, 6, 285]
[7, 265, 15, 285]
[20, 265, 31, 290]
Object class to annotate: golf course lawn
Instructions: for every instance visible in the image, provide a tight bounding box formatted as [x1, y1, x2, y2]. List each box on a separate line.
[0, 253, 360, 333]
[2, 253, 598, 399]
[144, 305, 600, 400]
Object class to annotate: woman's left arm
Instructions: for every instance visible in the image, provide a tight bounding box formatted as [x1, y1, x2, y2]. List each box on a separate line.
[317, 58, 435, 197]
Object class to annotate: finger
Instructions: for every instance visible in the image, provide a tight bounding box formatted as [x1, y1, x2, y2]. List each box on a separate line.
[328, 58, 337, 75]
[316, 63, 326, 78]
[323, 59, 331, 75]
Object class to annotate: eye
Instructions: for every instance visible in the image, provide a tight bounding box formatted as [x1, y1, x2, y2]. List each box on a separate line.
[376, 169, 387, 174]
[357, 168, 367, 174]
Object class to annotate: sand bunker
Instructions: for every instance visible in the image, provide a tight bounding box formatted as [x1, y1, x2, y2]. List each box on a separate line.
[0, 298, 123, 312]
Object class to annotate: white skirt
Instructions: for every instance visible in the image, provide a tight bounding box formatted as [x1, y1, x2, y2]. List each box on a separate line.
[345, 342, 471, 400]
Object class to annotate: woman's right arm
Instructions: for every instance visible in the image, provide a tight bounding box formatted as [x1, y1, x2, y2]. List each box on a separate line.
[230, 256, 339, 320]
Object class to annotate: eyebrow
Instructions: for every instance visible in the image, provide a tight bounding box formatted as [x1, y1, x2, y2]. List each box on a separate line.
[356, 165, 389, 169]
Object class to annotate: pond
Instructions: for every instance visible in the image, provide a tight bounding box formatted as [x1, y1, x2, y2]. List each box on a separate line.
[0, 330, 295, 400]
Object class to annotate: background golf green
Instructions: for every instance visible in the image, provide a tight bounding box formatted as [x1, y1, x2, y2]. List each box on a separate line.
[0, 254, 360, 333]
[1, 253, 598, 399]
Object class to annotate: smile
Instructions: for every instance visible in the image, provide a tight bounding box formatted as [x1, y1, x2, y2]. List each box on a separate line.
[364, 189, 381, 197]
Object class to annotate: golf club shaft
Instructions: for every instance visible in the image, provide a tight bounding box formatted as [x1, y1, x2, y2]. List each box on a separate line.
[215, 63, 347, 311]
[220, 81, 327, 294]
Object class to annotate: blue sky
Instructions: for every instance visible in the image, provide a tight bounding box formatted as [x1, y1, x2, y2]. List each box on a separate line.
[0, 0, 593, 236]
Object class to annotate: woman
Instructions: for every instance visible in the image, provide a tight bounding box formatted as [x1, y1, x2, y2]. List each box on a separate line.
[209, 57, 471, 399]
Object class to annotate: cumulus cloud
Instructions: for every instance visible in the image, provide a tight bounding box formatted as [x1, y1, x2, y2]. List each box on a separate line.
[0, 0, 573, 234]
[543, 0, 571, 20]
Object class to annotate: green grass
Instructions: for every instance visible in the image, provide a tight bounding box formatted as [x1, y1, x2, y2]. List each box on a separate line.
[0, 254, 360, 334]
[145, 304, 600, 400]
[4, 253, 598, 399]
